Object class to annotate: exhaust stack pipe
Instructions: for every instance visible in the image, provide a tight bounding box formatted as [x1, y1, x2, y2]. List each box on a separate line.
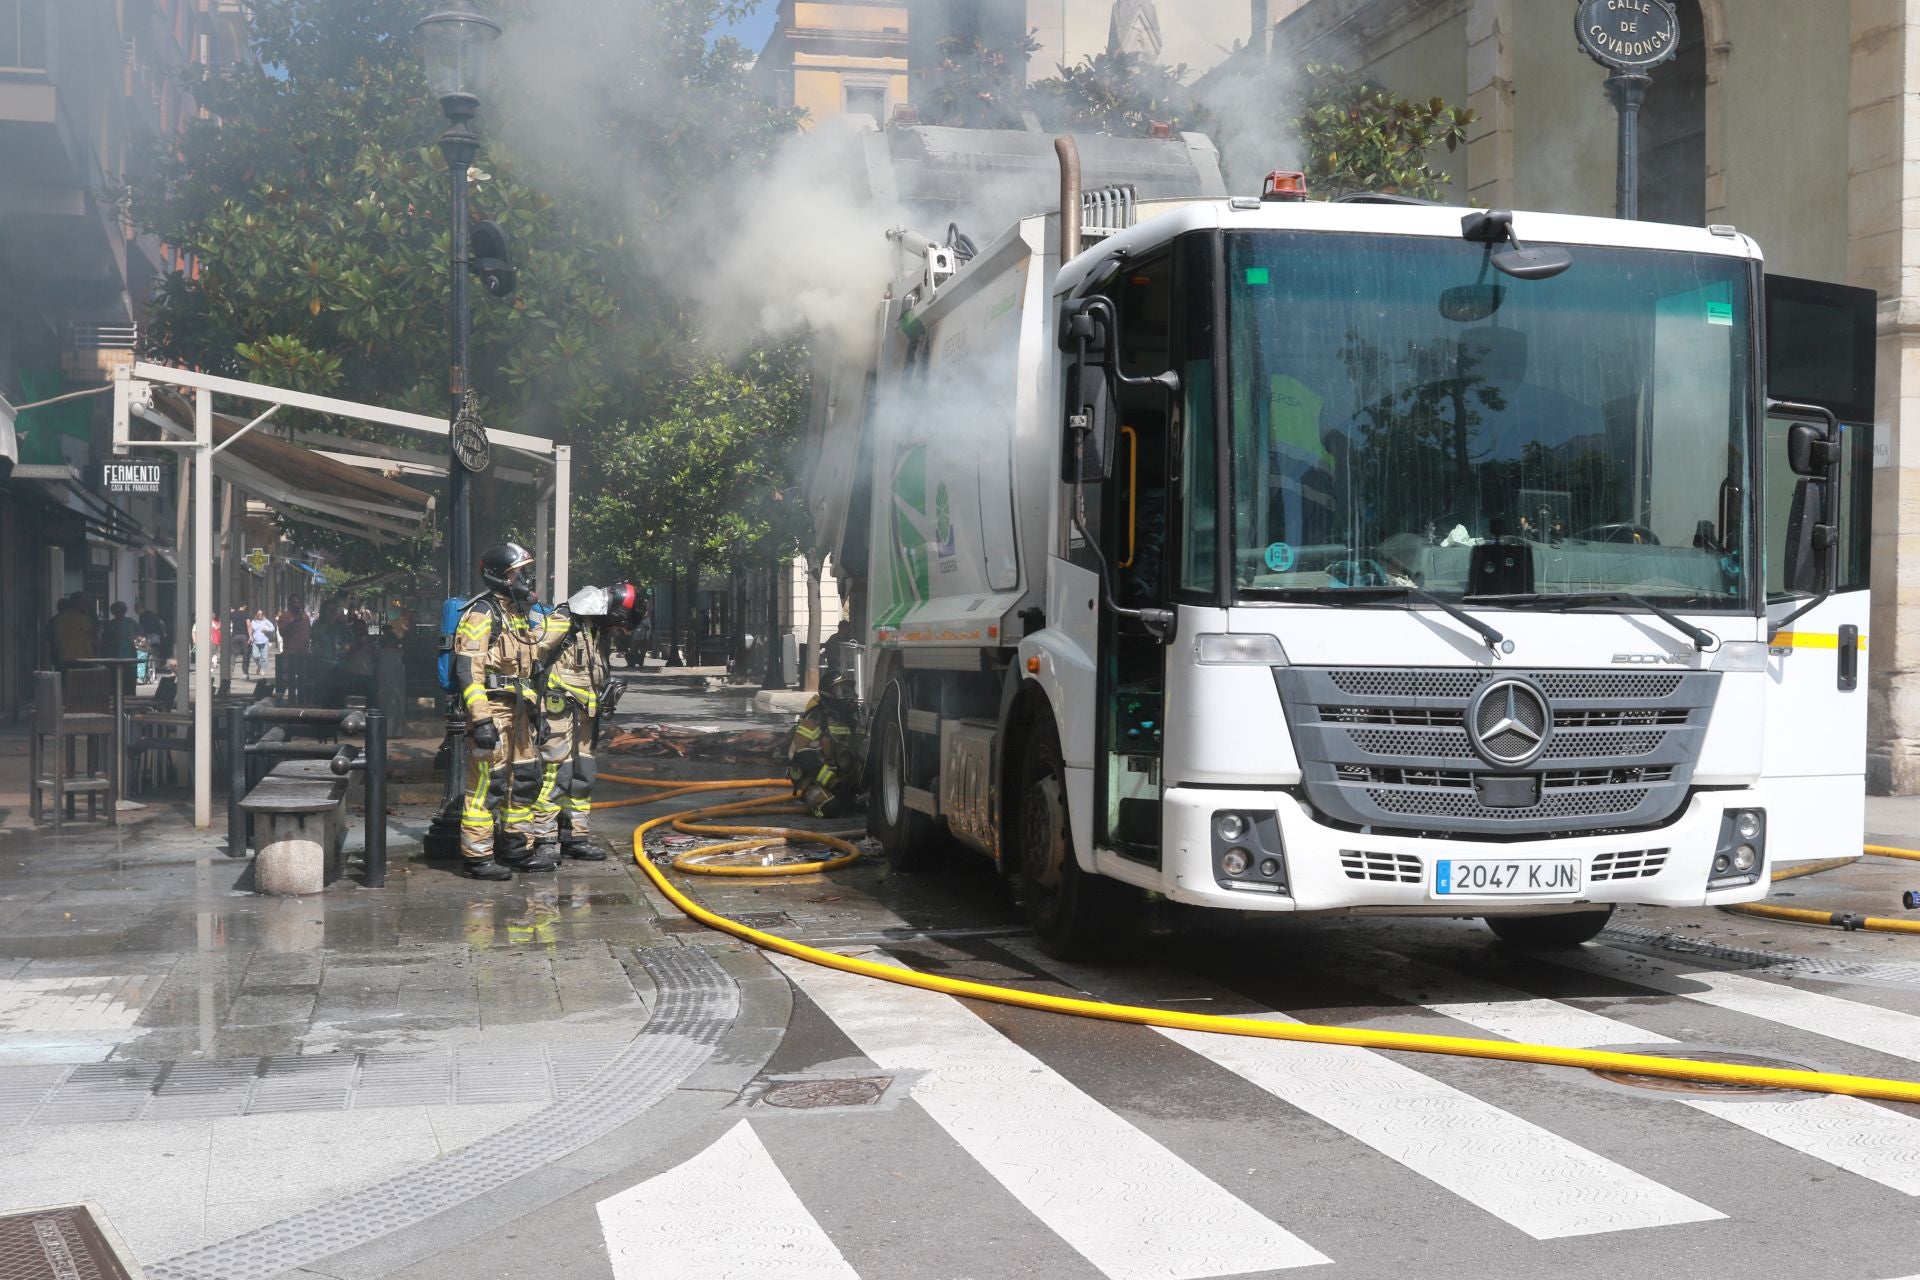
[1056, 135, 1082, 264]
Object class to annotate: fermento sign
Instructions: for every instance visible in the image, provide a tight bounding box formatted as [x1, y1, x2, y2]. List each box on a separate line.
[1575, 0, 1680, 72]
[101, 461, 162, 493]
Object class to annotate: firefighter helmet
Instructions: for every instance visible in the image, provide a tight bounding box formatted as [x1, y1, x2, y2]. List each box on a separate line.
[479, 542, 535, 603]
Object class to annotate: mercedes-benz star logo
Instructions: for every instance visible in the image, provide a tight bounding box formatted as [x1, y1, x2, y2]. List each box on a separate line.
[1468, 679, 1552, 768]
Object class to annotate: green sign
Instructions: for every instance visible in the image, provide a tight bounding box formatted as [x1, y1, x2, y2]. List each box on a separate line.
[245, 548, 270, 573]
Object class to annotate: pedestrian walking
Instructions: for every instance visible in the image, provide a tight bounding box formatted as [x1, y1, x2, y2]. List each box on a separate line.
[247, 609, 276, 676]
[277, 596, 311, 656]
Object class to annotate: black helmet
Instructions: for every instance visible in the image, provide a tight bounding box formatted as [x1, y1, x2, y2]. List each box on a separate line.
[479, 542, 535, 603]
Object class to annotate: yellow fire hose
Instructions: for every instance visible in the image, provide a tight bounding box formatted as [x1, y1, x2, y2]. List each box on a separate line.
[598, 773, 861, 876]
[1723, 848, 1920, 934]
[595, 774, 1920, 1106]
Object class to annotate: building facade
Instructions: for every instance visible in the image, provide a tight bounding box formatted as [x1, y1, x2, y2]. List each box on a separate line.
[0, 0, 248, 714]
[758, 1, 1272, 127]
[750, 0, 910, 126]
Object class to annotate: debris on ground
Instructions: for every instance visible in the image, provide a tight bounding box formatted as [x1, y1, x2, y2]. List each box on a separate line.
[605, 723, 787, 762]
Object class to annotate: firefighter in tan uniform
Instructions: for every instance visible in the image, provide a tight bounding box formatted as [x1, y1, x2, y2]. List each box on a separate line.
[454, 543, 573, 879]
[539, 584, 635, 862]
[787, 671, 865, 818]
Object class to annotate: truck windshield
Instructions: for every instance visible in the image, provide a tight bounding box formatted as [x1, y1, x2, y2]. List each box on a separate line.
[1226, 231, 1754, 610]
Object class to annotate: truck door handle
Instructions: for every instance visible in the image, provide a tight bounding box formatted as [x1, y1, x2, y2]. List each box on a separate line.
[1839, 624, 1859, 692]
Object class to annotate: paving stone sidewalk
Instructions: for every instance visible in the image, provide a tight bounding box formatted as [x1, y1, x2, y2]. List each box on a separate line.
[0, 674, 799, 1267]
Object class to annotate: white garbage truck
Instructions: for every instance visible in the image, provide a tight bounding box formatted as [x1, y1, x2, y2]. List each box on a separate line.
[805, 134, 1876, 957]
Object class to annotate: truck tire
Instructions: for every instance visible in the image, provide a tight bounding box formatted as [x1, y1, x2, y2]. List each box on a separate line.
[871, 684, 941, 872]
[1483, 906, 1614, 948]
[1017, 721, 1133, 958]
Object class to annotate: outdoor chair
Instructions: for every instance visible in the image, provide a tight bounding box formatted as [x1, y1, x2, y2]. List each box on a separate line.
[28, 669, 116, 829]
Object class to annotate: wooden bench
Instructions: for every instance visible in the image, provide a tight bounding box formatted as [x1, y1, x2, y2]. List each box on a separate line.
[239, 759, 349, 894]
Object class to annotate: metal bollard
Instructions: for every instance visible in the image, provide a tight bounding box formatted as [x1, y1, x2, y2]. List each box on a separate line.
[364, 709, 388, 888]
[227, 704, 248, 858]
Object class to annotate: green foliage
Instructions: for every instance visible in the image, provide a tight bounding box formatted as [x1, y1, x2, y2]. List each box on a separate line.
[573, 345, 810, 585]
[914, 31, 1042, 129]
[1032, 49, 1204, 136]
[1023, 48, 1472, 202]
[1293, 65, 1474, 200]
[137, 0, 811, 588]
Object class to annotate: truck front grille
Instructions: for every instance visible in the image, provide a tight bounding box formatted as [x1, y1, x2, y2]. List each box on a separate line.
[1276, 667, 1719, 838]
[1339, 850, 1423, 883]
[1590, 849, 1670, 881]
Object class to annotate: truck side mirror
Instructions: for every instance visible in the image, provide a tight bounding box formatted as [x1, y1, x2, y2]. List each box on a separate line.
[1786, 421, 1839, 478]
[1770, 399, 1845, 619]
[1784, 476, 1835, 596]
[1059, 297, 1182, 484]
[1060, 301, 1119, 483]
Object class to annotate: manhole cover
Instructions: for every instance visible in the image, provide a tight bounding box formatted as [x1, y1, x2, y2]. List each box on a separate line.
[759, 1077, 891, 1109]
[1590, 1051, 1812, 1096]
[0, 1203, 140, 1279]
[732, 912, 794, 930]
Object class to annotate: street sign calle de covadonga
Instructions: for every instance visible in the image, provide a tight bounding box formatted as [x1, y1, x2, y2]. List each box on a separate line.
[1575, 0, 1681, 72]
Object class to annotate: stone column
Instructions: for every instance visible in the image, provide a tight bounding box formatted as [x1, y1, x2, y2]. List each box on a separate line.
[1850, 0, 1920, 790]
[1700, 0, 1732, 220]
[1466, 0, 1516, 209]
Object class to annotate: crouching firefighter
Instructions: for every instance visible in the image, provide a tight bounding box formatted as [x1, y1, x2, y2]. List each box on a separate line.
[453, 543, 574, 879]
[540, 583, 636, 862]
[787, 672, 866, 818]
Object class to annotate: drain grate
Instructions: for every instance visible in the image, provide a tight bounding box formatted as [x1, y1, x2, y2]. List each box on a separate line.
[1591, 1050, 1813, 1096]
[759, 1077, 892, 1110]
[0, 1203, 140, 1280]
[732, 912, 795, 930]
[1602, 923, 1920, 988]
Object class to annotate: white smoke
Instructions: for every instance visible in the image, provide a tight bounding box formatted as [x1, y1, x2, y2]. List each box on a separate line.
[485, 1, 1320, 358]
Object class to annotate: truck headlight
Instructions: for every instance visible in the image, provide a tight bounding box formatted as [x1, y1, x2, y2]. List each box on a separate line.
[1215, 812, 1248, 842]
[1221, 848, 1251, 876]
[1710, 810, 1766, 887]
[1194, 633, 1286, 665]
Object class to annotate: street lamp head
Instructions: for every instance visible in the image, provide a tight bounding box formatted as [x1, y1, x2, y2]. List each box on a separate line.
[414, 4, 501, 120]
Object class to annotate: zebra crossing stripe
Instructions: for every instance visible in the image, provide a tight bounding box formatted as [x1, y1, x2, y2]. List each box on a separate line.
[1552, 948, 1920, 1064]
[996, 940, 1720, 1241]
[596, 1120, 858, 1280]
[1364, 955, 1920, 1196]
[773, 950, 1331, 1278]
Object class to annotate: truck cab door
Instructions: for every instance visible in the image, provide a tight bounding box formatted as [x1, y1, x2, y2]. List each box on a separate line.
[1761, 274, 1876, 867]
[1088, 252, 1179, 862]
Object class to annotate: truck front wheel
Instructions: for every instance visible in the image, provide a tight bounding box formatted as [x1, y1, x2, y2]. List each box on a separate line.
[871, 684, 941, 872]
[1483, 906, 1614, 948]
[1017, 722, 1132, 958]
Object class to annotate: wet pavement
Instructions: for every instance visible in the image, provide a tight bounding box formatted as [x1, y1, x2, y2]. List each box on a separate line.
[0, 673, 801, 1267]
[6, 671, 1920, 1276]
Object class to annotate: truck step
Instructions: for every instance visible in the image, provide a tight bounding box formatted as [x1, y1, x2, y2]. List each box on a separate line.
[906, 710, 941, 736]
[903, 786, 939, 816]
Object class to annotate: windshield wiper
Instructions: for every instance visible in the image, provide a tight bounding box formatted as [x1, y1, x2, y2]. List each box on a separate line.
[1465, 592, 1717, 652]
[1316, 585, 1508, 656]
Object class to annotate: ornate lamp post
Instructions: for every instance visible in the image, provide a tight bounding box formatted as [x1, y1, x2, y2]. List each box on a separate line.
[1574, 0, 1679, 220]
[416, 3, 500, 856]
